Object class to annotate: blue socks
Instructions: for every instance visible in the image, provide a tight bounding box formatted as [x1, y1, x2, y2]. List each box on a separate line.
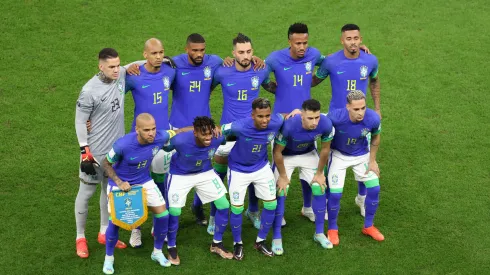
[105, 220, 119, 256]
[312, 193, 326, 234]
[364, 186, 380, 228]
[327, 192, 343, 230]
[273, 196, 286, 239]
[300, 179, 312, 208]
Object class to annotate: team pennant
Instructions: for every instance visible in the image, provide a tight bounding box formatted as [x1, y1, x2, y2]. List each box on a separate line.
[109, 185, 148, 231]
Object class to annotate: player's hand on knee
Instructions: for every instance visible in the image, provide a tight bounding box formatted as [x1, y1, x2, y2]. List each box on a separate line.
[366, 160, 380, 178]
[116, 180, 131, 192]
[311, 173, 327, 193]
[127, 64, 141, 76]
[80, 146, 99, 175]
[276, 176, 290, 196]
[251, 56, 265, 71]
[223, 57, 235, 67]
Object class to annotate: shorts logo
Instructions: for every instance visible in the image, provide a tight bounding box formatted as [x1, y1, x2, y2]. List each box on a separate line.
[305, 61, 312, 74]
[251, 76, 259, 90]
[267, 132, 275, 142]
[360, 65, 368, 80]
[152, 146, 159, 157]
[208, 148, 216, 159]
[124, 198, 132, 208]
[332, 174, 339, 185]
[172, 193, 179, 203]
[232, 191, 239, 201]
[163, 76, 170, 90]
[361, 128, 370, 137]
[203, 66, 212, 80]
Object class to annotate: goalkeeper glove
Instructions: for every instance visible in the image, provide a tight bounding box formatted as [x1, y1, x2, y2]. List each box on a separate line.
[80, 146, 99, 175]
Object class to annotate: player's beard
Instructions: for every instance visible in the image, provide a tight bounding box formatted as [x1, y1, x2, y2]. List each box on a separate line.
[190, 56, 203, 66]
[236, 59, 251, 69]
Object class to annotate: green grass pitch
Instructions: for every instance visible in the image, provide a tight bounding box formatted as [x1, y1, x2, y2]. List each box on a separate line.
[1, 0, 490, 274]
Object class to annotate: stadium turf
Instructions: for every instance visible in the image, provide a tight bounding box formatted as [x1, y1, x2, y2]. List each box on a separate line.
[1, 0, 489, 274]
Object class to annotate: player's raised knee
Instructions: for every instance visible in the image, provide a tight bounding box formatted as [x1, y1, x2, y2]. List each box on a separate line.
[230, 204, 244, 214]
[214, 195, 230, 210]
[263, 200, 277, 210]
[169, 207, 182, 216]
[311, 183, 325, 196]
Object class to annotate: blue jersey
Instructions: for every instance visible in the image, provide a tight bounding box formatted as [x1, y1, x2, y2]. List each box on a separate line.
[213, 65, 270, 124]
[165, 131, 226, 175]
[316, 50, 379, 110]
[169, 54, 223, 128]
[327, 108, 381, 157]
[275, 114, 334, 156]
[106, 130, 174, 186]
[265, 47, 323, 113]
[222, 114, 284, 173]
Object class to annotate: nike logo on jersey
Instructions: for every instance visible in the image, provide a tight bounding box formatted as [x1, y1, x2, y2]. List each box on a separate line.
[226, 83, 236, 87]
[283, 67, 292, 71]
[337, 71, 345, 75]
[185, 154, 193, 157]
[142, 85, 151, 88]
[101, 97, 108, 102]
[181, 72, 190, 75]
[245, 138, 253, 141]
[130, 157, 138, 160]
[338, 130, 347, 134]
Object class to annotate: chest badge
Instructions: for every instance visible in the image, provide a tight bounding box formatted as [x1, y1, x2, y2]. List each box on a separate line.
[360, 65, 368, 80]
[203, 66, 212, 80]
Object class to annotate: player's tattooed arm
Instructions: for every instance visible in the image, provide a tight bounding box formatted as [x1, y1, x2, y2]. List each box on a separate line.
[261, 81, 277, 94]
[370, 76, 381, 118]
[366, 133, 381, 177]
[311, 75, 326, 87]
[272, 143, 289, 195]
[103, 158, 131, 192]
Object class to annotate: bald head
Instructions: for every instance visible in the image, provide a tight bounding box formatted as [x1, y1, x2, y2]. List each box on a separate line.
[136, 113, 155, 127]
[143, 38, 165, 70]
[144, 38, 163, 51]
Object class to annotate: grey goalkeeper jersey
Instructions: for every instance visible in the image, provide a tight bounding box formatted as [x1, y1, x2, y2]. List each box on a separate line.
[75, 68, 126, 156]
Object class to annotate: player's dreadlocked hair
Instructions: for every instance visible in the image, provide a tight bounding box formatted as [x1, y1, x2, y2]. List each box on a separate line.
[252, 97, 271, 110]
[98, 48, 119, 61]
[347, 90, 366, 103]
[302, 99, 321, 112]
[341, 24, 360, 32]
[187, 33, 206, 44]
[193, 116, 216, 134]
[233, 33, 252, 46]
[288, 23, 308, 38]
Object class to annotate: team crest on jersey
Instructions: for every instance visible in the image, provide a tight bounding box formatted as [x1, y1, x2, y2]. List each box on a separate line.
[208, 148, 216, 159]
[251, 76, 259, 90]
[163, 76, 170, 90]
[331, 174, 338, 185]
[305, 61, 312, 74]
[117, 81, 124, 94]
[152, 146, 159, 156]
[361, 128, 370, 137]
[232, 191, 240, 201]
[203, 66, 212, 80]
[360, 65, 368, 80]
[267, 132, 275, 142]
[172, 193, 179, 203]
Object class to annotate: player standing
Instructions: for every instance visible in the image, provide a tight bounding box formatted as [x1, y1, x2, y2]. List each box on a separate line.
[165, 117, 233, 265]
[125, 38, 176, 247]
[209, 33, 276, 234]
[325, 91, 384, 246]
[262, 23, 324, 223]
[272, 99, 334, 255]
[101, 113, 182, 274]
[312, 24, 381, 217]
[223, 98, 294, 260]
[74, 48, 127, 258]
